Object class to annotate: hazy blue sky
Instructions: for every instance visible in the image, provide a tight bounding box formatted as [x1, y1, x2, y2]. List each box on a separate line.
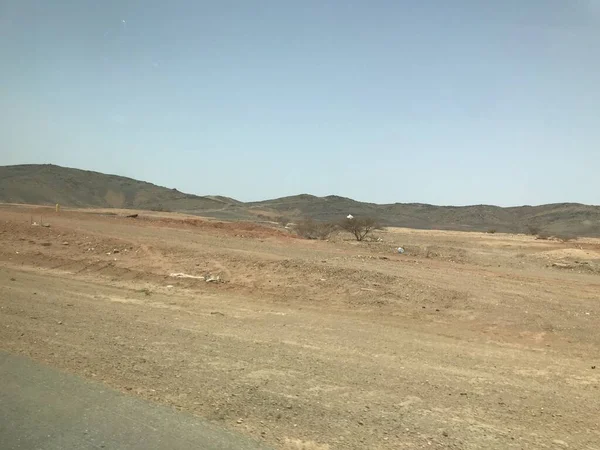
[1, 1, 599, 206]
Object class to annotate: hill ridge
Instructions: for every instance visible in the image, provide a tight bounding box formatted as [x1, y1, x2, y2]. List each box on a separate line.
[1, 164, 599, 236]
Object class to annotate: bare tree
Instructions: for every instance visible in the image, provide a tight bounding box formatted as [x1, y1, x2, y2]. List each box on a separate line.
[339, 216, 380, 241]
[296, 218, 336, 240]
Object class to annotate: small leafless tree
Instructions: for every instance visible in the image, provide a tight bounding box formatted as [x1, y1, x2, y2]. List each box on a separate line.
[339, 216, 381, 241]
[296, 218, 336, 240]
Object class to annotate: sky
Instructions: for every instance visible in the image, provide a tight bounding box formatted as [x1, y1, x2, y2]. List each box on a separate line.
[1, 0, 599, 206]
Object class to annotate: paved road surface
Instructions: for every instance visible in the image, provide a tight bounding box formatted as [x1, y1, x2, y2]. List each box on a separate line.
[0, 351, 272, 450]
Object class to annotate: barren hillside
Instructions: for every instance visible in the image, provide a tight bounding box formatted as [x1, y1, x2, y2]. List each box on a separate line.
[1, 164, 599, 236]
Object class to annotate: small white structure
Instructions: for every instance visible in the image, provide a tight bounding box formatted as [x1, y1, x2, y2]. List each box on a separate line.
[347, 214, 354, 220]
[397, 247, 405, 254]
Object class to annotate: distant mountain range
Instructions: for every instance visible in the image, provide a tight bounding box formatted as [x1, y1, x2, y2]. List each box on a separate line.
[1, 164, 599, 236]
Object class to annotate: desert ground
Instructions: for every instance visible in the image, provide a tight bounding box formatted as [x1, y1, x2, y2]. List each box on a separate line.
[1, 204, 599, 450]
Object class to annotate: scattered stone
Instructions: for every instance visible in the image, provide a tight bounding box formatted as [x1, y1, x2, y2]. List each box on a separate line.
[126, 214, 138, 218]
[552, 439, 569, 448]
[62, 242, 69, 245]
[205, 275, 221, 283]
[210, 311, 225, 316]
[113, 249, 120, 254]
[166, 285, 174, 289]
[10, 278, 16, 282]
[57, 321, 63, 325]
[237, 419, 243, 424]
[592, 366, 596, 370]
[442, 431, 449, 437]
[170, 273, 205, 280]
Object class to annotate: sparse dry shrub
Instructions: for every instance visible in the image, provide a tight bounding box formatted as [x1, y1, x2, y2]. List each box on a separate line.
[278, 216, 292, 226]
[295, 218, 336, 240]
[555, 233, 577, 242]
[527, 224, 541, 235]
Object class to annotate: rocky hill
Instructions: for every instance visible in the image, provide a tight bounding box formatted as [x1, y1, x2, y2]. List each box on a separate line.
[1, 164, 599, 236]
[0, 164, 227, 212]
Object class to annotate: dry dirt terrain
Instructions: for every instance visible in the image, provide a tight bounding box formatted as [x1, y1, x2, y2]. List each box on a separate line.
[1, 204, 599, 450]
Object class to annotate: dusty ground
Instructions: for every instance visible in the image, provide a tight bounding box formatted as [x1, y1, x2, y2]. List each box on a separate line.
[1, 204, 599, 450]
